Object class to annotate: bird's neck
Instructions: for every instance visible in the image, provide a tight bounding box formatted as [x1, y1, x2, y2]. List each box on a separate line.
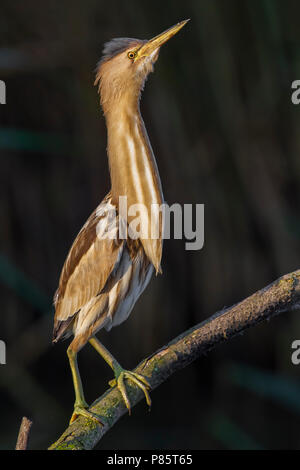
[105, 99, 164, 272]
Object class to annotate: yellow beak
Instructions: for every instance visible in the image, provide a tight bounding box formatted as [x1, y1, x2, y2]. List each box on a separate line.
[136, 19, 190, 59]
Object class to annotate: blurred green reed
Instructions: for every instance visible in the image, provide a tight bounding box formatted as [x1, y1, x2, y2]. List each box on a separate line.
[228, 362, 300, 414]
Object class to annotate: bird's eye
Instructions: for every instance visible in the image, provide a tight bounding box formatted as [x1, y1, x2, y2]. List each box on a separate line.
[127, 51, 136, 60]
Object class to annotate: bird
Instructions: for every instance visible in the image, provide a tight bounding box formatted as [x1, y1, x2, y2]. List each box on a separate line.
[52, 19, 189, 425]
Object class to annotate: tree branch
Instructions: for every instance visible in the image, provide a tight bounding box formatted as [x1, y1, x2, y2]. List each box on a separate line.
[49, 269, 300, 450]
[16, 417, 32, 450]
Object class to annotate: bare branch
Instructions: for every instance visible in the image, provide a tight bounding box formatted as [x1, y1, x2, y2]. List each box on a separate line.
[16, 417, 32, 450]
[49, 269, 300, 450]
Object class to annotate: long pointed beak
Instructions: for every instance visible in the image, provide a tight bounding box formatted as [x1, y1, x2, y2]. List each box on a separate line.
[137, 19, 190, 59]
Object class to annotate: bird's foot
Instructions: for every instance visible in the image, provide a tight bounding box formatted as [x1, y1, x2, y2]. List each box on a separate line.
[109, 368, 151, 414]
[70, 400, 103, 426]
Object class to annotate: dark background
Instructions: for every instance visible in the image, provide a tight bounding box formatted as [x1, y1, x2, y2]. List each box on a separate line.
[1, 0, 300, 450]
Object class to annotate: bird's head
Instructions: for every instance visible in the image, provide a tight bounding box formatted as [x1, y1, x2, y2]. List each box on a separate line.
[95, 20, 189, 114]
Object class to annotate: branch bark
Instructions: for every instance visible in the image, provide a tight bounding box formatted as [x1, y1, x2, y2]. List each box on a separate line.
[49, 269, 300, 450]
[16, 417, 32, 450]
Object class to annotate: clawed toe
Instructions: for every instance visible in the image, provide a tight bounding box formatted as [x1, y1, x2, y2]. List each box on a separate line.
[70, 404, 104, 426]
[112, 369, 152, 414]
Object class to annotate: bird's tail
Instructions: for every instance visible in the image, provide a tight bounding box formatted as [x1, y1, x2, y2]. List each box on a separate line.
[52, 316, 75, 343]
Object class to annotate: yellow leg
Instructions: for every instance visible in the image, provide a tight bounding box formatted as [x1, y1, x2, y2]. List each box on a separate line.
[67, 345, 103, 425]
[89, 336, 151, 414]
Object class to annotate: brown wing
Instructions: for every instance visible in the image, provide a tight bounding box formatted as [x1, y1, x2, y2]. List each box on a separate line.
[53, 193, 124, 342]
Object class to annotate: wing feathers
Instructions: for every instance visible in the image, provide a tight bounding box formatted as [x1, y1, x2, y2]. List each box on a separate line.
[53, 192, 154, 343]
[53, 194, 124, 341]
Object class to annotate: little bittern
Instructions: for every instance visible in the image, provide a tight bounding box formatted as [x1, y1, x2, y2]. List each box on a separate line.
[53, 20, 189, 424]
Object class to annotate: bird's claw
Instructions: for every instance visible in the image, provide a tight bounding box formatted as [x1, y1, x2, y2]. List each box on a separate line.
[109, 370, 152, 414]
[109, 377, 117, 388]
[70, 403, 104, 426]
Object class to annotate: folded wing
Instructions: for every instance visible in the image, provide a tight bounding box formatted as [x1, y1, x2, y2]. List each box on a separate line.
[53, 193, 124, 342]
